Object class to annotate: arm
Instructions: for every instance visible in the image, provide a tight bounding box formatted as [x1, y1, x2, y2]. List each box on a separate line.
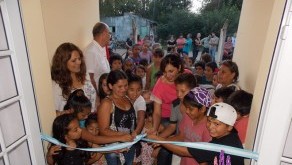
[134, 110, 145, 134]
[148, 134, 192, 157]
[159, 123, 177, 138]
[81, 128, 133, 144]
[152, 101, 162, 131]
[89, 73, 97, 91]
[145, 65, 151, 90]
[86, 152, 103, 165]
[46, 145, 61, 165]
[98, 99, 127, 136]
[165, 129, 184, 141]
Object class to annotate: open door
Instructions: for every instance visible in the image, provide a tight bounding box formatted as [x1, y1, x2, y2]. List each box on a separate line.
[252, 0, 292, 164]
[0, 0, 45, 164]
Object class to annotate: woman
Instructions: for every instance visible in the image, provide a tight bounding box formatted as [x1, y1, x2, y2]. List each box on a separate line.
[51, 42, 96, 116]
[167, 35, 176, 53]
[216, 60, 240, 90]
[151, 54, 184, 131]
[98, 70, 136, 165]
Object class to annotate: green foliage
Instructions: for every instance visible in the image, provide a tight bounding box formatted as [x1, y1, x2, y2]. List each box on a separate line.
[100, 0, 242, 40]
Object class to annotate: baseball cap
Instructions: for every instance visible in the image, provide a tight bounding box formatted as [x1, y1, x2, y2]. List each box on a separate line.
[187, 87, 212, 108]
[207, 102, 237, 126]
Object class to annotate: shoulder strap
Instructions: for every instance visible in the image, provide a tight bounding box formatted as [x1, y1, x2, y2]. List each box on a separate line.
[105, 96, 117, 131]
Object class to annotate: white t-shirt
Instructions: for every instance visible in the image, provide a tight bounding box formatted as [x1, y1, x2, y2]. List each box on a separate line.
[52, 74, 96, 112]
[142, 76, 146, 90]
[84, 40, 110, 87]
[133, 95, 146, 116]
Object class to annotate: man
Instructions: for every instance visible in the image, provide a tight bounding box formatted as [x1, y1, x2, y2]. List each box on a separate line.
[209, 32, 219, 62]
[84, 22, 111, 90]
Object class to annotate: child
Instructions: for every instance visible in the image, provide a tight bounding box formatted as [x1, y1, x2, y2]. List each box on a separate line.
[176, 87, 212, 165]
[135, 65, 147, 90]
[109, 54, 123, 71]
[212, 86, 236, 104]
[85, 113, 107, 165]
[64, 89, 92, 128]
[159, 73, 198, 138]
[126, 72, 146, 136]
[142, 90, 151, 103]
[138, 102, 164, 165]
[147, 103, 244, 165]
[200, 62, 218, 96]
[157, 73, 197, 165]
[227, 90, 253, 144]
[47, 114, 99, 165]
[194, 61, 205, 77]
[145, 48, 164, 90]
[123, 58, 135, 72]
[202, 62, 218, 85]
[98, 73, 110, 101]
[139, 43, 152, 64]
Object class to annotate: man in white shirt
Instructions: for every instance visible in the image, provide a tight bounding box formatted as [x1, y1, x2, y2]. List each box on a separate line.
[84, 22, 111, 90]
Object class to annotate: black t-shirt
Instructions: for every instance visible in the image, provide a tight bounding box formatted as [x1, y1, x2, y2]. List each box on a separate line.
[187, 128, 244, 165]
[53, 140, 90, 165]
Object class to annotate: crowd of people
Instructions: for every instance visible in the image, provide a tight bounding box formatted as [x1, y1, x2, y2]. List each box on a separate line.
[47, 22, 252, 165]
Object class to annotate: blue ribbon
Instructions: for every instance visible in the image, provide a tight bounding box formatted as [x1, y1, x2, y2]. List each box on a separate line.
[41, 133, 146, 152]
[142, 138, 258, 160]
[41, 133, 258, 160]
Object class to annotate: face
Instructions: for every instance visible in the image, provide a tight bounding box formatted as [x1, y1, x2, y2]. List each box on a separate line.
[136, 68, 145, 78]
[212, 96, 223, 105]
[152, 55, 162, 64]
[127, 82, 142, 101]
[132, 46, 140, 56]
[123, 61, 134, 71]
[197, 33, 201, 38]
[76, 108, 91, 121]
[102, 79, 111, 95]
[207, 117, 232, 138]
[204, 66, 214, 79]
[218, 65, 235, 86]
[142, 44, 148, 51]
[176, 84, 191, 100]
[65, 119, 82, 141]
[195, 66, 204, 76]
[185, 106, 202, 121]
[103, 27, 111, 46]
[227, 37, 232, 42]
[86, 122, 99, 136]
[67, 50, 82, 74]
[213, 74, 218, 87]
[142, 91, 151, 103]
[111, 60, 122, 71]
[164, 64, 180, 82]
[109, 79, 128, 97]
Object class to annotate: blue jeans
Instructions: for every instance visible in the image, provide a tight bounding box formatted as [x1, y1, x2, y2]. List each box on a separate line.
[105, 146, 135, 165]
[209, 47, 216, 62]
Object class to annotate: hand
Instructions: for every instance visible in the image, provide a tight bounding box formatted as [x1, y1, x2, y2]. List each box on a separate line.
[146, 128, 157, 135]
[131, 131, 137, 139]
[147, 134, 162, 141]
[120, 134, 134, 142]
[111, 148, 130, 154]
[48, 145, 61, 156]
[151, 147, 161, 157]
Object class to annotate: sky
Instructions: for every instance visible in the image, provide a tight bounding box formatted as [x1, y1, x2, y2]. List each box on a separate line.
[190, 0, 204, 13]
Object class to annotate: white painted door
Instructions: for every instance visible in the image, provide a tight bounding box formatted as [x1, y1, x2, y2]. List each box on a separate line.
[252, 0, 292, 164]
[0, 0, 45, 164]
